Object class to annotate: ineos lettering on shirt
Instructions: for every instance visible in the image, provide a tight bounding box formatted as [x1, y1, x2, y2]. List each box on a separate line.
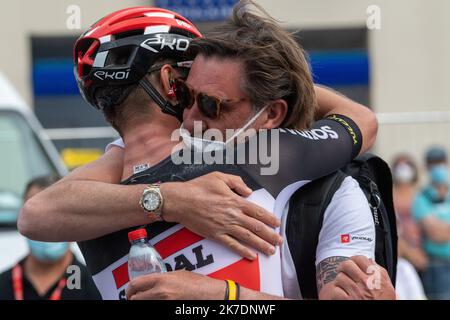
[141, 35, 190, 53]
[280, 126, 339, 140]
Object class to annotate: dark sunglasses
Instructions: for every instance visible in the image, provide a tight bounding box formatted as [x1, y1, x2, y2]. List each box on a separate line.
[173, 79, 248, 119]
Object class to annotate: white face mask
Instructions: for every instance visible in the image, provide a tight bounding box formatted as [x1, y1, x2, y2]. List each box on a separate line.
[180, 105, 268, 153]
[394, 163, 415, 184]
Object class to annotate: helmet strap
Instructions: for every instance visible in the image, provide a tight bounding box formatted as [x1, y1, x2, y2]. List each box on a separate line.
[139, 77, 183, 122]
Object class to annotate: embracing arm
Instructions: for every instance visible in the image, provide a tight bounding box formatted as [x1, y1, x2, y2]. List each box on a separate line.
[242, 88, 374, 191]
[315, 85, 378, 154]
[313, 179, 394, 300]
[18, 147, 281, 259]
[317, 256, 349, 299]
[317, 256, 396, 300]
[123, 257, 394, 300]
[18, 147, 151, 241]
[152, 256, 396, 300]
[125, 270, 288, 300]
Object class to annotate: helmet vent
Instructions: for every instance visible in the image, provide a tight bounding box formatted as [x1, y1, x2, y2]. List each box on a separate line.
[76, 39, 98, 58]
[171, 27, 197, 39]
[114, 29, 145, 40]
[105, 46, 134, 67]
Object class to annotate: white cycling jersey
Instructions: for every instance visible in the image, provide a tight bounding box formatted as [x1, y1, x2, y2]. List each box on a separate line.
[79, 116, 374, 300]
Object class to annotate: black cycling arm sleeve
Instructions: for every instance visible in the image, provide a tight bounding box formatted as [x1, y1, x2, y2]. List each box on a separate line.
[239, 114, 362, 196]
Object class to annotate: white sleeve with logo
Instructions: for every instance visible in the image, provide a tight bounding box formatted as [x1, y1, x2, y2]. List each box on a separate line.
[105, 138, 125, 152]
[315, 176, 375, 266]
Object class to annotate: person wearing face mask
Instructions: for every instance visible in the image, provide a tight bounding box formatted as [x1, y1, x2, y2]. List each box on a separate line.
[0, 176, 100, 300]
[412, 147, 450, 299]
[392, 155, 428, 273]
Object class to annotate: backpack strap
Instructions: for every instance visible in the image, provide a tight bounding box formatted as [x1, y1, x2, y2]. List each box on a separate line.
[342, 153, 398, 285]
[286, 171, 347, 299]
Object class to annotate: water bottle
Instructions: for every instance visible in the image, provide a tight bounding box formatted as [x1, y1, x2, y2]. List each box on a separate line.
[128, 228, 166, 280]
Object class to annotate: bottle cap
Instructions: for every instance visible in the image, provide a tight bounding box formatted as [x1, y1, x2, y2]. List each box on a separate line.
[128, 228, 147, 243]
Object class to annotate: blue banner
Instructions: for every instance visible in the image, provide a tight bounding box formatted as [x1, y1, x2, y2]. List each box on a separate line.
[33, 50, 369, 96]
[155, 0, 238, 22]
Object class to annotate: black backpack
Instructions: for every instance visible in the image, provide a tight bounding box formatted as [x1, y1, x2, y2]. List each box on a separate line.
[285, 153, 398, 299]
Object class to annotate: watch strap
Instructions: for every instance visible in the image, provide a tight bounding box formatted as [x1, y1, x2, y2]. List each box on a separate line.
[140, 183, 164, 220]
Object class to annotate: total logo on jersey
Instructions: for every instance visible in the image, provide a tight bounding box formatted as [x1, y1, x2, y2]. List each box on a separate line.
[114, 243, 216, 300]
[92, 217, 285, 300]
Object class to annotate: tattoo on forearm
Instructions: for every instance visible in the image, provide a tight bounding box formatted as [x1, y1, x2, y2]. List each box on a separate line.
[316, 256, 349, 292]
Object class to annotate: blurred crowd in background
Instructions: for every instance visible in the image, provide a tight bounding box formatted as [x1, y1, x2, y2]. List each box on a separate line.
[1, 0, 450, 301]
[2, 145, 450, 300]
[392, 146, 450, 300]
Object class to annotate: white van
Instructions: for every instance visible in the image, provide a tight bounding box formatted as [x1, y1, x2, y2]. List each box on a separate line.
[0, 73, 69, 272]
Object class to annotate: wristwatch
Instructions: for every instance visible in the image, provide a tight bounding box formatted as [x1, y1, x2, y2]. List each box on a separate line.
[139, 184, 164, 221]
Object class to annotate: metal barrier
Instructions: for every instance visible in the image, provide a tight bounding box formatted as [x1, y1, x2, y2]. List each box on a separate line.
[376, 111, 450, 168]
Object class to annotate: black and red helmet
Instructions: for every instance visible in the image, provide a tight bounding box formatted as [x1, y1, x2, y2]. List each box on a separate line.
[74, 7, 202, 111]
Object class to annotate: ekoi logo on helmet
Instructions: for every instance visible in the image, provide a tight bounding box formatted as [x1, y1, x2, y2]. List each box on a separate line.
[93, 69, 131, 81]
[140, 34, 190, 53]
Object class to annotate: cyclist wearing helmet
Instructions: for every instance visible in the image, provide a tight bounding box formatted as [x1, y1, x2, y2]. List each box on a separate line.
[73, 7, 201, 125]
[20, 4, 384, 300]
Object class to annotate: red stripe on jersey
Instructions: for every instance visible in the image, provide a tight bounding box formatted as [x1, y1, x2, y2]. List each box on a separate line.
[112, 262, 129, 289]
[208, 256, 261, 291]
[154, 228, 204, 259]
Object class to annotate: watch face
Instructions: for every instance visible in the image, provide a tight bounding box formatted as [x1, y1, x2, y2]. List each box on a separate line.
[142, 191, 160, 212]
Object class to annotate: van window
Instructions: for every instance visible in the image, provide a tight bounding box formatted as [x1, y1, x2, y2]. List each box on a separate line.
[0, 110, 57, 227]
